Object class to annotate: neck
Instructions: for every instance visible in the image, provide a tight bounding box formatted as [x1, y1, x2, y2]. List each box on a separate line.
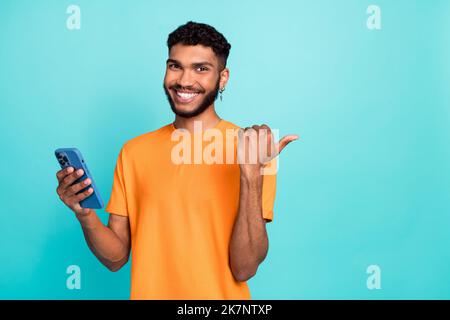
[173, 105, 221, 132]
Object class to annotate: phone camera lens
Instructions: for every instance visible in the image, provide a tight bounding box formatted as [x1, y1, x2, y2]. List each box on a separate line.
[63, 156, 68, 162]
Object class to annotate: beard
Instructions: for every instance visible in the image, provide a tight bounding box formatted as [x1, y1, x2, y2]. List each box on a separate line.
[163, 78, 220, 118]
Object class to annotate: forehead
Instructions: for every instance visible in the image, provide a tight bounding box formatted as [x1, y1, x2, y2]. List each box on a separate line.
[168, 44, 219, 66]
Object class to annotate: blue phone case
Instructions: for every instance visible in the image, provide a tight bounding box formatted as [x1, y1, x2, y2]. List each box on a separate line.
[54, 148, 104, 209]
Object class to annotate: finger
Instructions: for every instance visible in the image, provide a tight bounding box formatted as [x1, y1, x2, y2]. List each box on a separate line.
[56, 166, 74, 183]
[237, 128, 245, 164]
[67, 187, 94, 207]
[57, 168, 79, 196]
[260, 124, 270, 134]
[244, 126, 253, 148]
[244, 127, 258, 141]
[60, 168, 84, 190]
[251, 125, 262, 158]
[63, 177, 91, 198]
[238, 128, 244, 141]
[276, 134, 299, 154]
[260, 124, 273, 157]
[72, 202, 92, 216]
[246, 127, 259, 164]
[258, 126, 269, 162]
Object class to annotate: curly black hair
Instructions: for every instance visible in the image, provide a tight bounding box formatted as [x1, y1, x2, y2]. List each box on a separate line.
[167, 21, 231, 69]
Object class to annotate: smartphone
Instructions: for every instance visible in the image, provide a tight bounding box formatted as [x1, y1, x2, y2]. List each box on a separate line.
[54, 148, 104, 209]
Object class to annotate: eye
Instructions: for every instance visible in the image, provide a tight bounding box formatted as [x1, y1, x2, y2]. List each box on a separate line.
[168, 63, 181, 70]
[196, 66, 209, 72]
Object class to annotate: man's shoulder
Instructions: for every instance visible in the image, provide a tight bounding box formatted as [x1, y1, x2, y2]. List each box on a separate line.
[122, 123, 173, 152]
[220, 119, 241, 131]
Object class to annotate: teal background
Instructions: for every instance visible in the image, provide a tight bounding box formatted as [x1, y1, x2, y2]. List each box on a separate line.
[1, 0, 449, 299]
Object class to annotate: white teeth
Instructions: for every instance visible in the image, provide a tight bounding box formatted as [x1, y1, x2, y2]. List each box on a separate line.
[176, 91, 199, 99]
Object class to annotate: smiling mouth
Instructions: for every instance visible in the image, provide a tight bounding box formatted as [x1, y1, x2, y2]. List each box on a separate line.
[173, 89, 201, 104]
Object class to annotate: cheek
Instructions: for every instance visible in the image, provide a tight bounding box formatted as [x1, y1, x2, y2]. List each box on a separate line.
[200, 75, 219, 91]
[164, 71, 176, 86]
[163, 75, 170, 86]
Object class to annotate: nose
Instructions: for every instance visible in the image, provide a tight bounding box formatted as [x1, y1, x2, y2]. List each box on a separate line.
[177, 69, 194, 88]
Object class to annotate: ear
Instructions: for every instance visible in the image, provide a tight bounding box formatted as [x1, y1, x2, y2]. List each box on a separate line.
[219, 68, 230, 89]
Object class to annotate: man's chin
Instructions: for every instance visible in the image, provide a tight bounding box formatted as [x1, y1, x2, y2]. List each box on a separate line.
[172, 105, 204, 118]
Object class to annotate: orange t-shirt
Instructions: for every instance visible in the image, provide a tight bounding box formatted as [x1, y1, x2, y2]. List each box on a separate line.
[105, 119, 277, 299]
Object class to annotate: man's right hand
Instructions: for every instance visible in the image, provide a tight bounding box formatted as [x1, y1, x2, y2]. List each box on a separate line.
[56, 166, 94, 216]
[56, 167, 131, 272]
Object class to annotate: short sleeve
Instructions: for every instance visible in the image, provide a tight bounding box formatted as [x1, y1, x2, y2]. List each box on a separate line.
[262, 158, 277, 223]
[105, 147, 129, 216]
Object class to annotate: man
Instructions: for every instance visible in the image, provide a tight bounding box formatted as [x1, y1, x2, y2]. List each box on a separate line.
[55, 21, 298, 299]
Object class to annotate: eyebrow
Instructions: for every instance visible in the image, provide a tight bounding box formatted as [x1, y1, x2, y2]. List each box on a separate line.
[166, 59, 215, 68]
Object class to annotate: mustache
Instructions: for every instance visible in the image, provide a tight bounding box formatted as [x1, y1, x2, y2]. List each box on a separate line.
[168, 84, 205, 93]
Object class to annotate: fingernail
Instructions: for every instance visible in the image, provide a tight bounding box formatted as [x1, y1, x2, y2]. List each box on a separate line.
[67, 167, 73, 173]
[84, 179, 90, 185]
[89, 188, 93, 192]
[77, 169, 83, 175]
